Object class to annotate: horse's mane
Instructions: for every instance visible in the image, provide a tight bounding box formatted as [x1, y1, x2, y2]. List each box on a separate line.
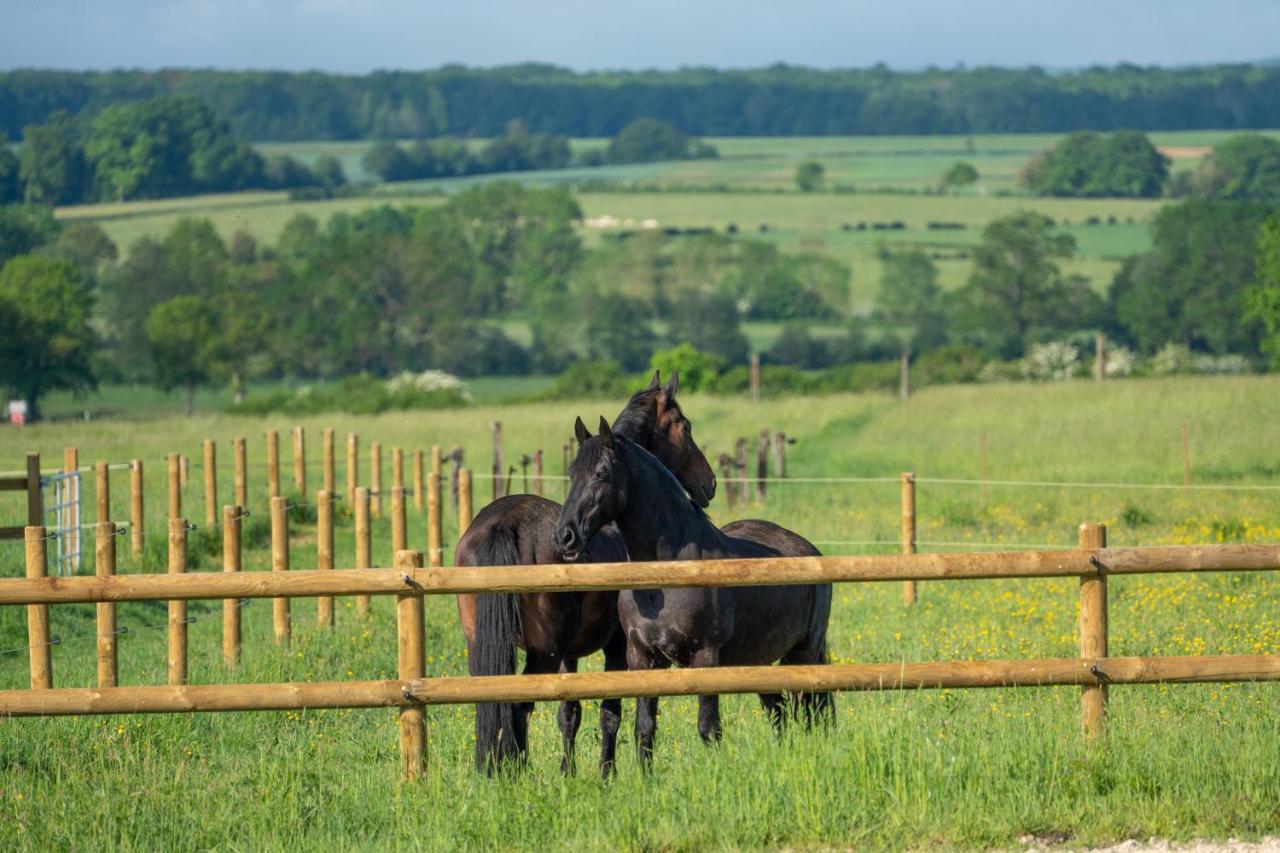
[610, 387, 657, 447]
[617, 434, 709, 521]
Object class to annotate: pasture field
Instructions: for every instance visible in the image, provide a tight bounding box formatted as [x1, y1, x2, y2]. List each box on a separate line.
[2, 376, 1279, 848]
[57, 130, 1280, 311]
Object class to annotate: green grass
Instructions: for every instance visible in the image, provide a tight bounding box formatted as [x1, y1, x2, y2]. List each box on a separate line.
[2, 376, 1279, 847]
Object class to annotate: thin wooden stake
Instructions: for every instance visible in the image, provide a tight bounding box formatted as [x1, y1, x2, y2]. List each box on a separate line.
[413, 450, 425, 513]
[323, 428, 335, 494]
[1079, 522, 1108, 740]
[391, 486, 407, 555]
[130, 459, 144, 559]
[458, 468, 473, 536]
[534, 449, 543, 498]
[271, 496, 290, 643]
[757, 431, 769, 502]
[25, 526, 51, 689]
[64, 447, 80, 572]
[167, 453, 181, 520]
[180, 454, 189, 489]
[371, 442, 383, 519]
[293, 426, 306, 494]
[267, 430, 280, 500]
[234, 437, 247, 508]
[203, 440, 217, 526]
[318, 490, 335, 628]
[902, 472, 917, 606]
[96, 461, 109, 526]
[427, 472, 442, 568]
[347, 433, 359, 504]
[899, 350, 911, 400]
[749, 353, 760, 402]
[773, 432, 787, 480]
[223, 505, 242, 666]
[168, 518, 188, 685]
[1095, 333, 1106, 382]
[355, 486, 371, 617]
[396, 549, 426, 780]
[25, 452, 41, 527]
[392, 447, 404, 494]
[95, 522, 118, 687]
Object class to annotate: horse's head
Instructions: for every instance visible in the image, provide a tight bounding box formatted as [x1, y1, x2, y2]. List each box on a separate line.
[615, 371, 716, 508]
[555, 416, 628, 563]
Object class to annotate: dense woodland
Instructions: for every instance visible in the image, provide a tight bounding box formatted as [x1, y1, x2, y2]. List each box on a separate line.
[4, 63, 1280, 142]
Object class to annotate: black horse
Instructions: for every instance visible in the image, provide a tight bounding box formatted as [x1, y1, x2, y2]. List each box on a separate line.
[456, 373, 717, 776]
[554, 418, 833, 768]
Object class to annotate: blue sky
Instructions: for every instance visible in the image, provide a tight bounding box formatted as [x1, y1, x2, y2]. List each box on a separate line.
[2, 0, 1278, 72]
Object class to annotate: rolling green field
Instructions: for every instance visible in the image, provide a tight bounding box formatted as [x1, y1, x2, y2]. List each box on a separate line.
[2, 377, 1278, 848]
[57, 130, 1280, 310]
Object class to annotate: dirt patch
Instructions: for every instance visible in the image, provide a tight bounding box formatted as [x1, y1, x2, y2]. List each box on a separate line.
[1015, 837, 1280, 852]
[1158, 146, 1212, 159]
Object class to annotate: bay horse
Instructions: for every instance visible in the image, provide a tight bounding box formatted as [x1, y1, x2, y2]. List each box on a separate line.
[553, 417, 833, 769]
[455, 373, 716, 776]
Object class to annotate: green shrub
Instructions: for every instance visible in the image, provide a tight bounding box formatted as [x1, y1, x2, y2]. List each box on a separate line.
[232, 374, 470, 416]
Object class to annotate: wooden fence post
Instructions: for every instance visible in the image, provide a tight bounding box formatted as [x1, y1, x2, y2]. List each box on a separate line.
[1079, 522, 1108, 739]
[491, 422, 503, 503]
[271, 496, 290, 643]
[719, 455, 736, 511]
[180, 454, 189, 489]
[1094, 333, 1106, 382]
[899, 350, 911, 400]
[25, 526, 51, 689]
[267, 430, 281, 500]
[323, 427, 335, 495]
[26, 452, 41, 529]
[223, 505, 242, 666]
[347, 433, 359, 504]
[168, 518, 188, 686]
[757, 431, 769, 502]
[64, 447, 80, 572]
[371, 442, 383, 519]
[393, 447, 404, 496]
[749, 353, 761, 402]
[130, 459, 144, 559]
[458, 468, 473, 542]
[203, 440, 217, 526]
[427, 472, 442, 568]
[902, 472, 917, 606]
[96, 461, 109, 526]
[413, 450, 425, 513]
[396, 549, 426, 781]
[293, 426, 307, 494]
[431, 445, 442, 490]
[318, 490, 335, 628]
[773, 432, 787, 480]
[735, 438, 749, 504]
[391, 486, 407, 555]
[355, 486, 371, 617]
[167, 453, 181, 521]
[233, 437, 247, 508]
[95, 521, 117, 687]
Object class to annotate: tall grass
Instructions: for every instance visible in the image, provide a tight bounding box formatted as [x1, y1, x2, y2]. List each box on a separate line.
[1, 376, 1278, 848]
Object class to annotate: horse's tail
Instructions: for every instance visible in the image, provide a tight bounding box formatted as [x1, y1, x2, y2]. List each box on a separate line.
[469, 526, 527, 775]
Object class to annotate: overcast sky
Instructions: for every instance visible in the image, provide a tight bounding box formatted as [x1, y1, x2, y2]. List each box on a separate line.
[2, 0, 1277, 73]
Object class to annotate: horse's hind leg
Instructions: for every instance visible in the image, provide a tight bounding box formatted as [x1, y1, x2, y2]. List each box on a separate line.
[598, 632, 627, 779]
[691, 646, 722, 745]
[557, 658, 583, 776]
[628, 643, 663, 772]
[757, 693, 787, 735]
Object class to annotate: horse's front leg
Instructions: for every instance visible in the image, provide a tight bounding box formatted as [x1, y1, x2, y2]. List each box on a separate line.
[628, 642, 663, 772]
[691, 646, 722, 745]
[598, 631, 627, 779]
[557, 657, 582, 776]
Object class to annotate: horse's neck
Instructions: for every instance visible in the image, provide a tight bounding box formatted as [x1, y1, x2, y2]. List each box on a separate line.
[617, 451, 726, 562]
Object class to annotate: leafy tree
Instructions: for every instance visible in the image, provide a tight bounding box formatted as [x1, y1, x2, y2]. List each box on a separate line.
[1113, 199, 1278, 354]
[585, 293, 656, 371]
[606, 118, 715, 164]
[939, 161, 979, 192]
[953, 211, 1103, 357]
[0, 204, 59, 266]
[767, 323, 831, 369]
[666, 290, 750, 365]
[1245, 218, 1280, 367]
[876, 250, 948, 351]
[39, 222, 117, 277]
[145, 295, 217, 415]
[0, 136, 19, 204]
[1192, 134, 1280, 199]
[1021, 131, 1167, 197]
[649, 344, 724, 393]
[795, 160, 825, 192]
[361, 141, 415, 182]
[262, 155, 318, 189]
[311, 155, 346, 188]
[19, 112, 88, 205]
[0, 255, 96, 420]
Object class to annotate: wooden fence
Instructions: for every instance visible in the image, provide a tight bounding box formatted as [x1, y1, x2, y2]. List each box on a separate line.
[2, 523, 1278, 780]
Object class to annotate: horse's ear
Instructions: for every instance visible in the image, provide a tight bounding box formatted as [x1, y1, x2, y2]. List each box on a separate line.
[662, 371, 679, 399]
[647, 370, 661, 391]
[574, 416, 591, 444]
[598, 416, 614, 448]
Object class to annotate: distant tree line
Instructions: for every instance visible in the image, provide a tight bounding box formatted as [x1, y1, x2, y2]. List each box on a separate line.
[1022, 130, 1280, 199]
[5, 63, 1280, 143]
[1, 95, 345, 206]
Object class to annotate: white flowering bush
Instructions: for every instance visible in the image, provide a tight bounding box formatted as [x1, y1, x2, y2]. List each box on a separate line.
[1192, 353, 1251, 375]
[1148, 343, 1196, 376]
[1104, 346, 1135, 378]
[1020, 341, 1080, 381]
[386, 370, 470, 397]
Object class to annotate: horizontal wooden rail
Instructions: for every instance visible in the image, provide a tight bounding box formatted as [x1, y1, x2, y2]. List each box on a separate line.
[2, 543, 1279, 606]
[2, 654, 1277, 717]
[0, 527, 25, 541]
[0, 476, 28, 491]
